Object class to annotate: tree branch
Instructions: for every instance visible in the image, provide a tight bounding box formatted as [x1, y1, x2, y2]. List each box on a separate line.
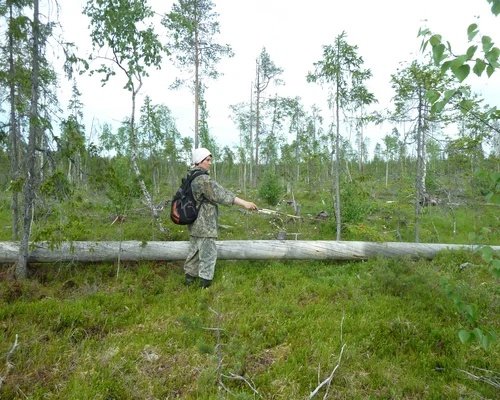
[0, 334, 19, 391]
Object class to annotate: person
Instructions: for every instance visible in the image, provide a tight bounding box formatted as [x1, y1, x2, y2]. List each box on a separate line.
[184, 147, 258, 288]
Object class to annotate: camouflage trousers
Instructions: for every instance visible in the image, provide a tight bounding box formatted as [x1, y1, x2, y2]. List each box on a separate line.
[184, 236, 217, 280]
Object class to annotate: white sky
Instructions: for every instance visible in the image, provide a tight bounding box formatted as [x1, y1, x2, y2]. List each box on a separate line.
[57, 0, 500, 153]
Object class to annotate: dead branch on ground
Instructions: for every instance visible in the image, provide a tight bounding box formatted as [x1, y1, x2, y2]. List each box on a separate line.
[308, 313, 346, 399]
[0, 334, 19, 391]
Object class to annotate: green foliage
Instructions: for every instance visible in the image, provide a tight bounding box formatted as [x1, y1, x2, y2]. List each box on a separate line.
[162, 0, 234, 79]
[84, 0, 164, 90]
[488, 0, 500, 15]
[340, 179, 374, 225]
[478, 171, 500, 203]
[40, 171, 73, 200]
[442, 278, 497, 350]
[0, 256, 498, 398]
[258, 171, 283, 206]
[419, 3, 500, 119]
[96, 158, 141, 213]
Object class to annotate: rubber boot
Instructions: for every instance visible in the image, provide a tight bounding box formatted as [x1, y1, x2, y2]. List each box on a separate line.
[200, 278, 212, 288]
[185, 274, 197, 286]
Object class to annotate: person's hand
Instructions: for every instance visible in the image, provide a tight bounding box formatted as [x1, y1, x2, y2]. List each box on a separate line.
[234, 197, 257, 210]
[243, 201, 258, 211]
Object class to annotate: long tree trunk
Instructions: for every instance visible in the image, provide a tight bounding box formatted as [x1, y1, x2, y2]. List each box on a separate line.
[194, 27, 200, 148]
[254, 60, 260, 186]
[358, 106, 364, 174]
[17, 0, 41, 279]
[2, 241, 495, 263]
[334, 41, 342, 241]
[248, 81, 254, 186]
[415, 88, 427, 243]
[8, 4, 20, 241]
[385, 160, 389, 188]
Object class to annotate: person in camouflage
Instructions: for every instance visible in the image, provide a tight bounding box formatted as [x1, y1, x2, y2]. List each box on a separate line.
[184, 147, 258, 288]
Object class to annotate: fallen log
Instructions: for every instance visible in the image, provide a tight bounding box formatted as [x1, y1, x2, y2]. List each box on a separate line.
[0, 241, 498, 264]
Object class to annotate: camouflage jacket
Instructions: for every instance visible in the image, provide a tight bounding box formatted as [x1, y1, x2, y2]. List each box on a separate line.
[188, 167, 235, 238]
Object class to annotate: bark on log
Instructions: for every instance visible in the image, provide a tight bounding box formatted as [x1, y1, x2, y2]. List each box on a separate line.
[0, 241, 498, 264]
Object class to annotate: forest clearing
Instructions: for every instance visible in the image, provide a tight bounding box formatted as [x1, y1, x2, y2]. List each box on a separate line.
[1, 0, 499, 398]
[0, 182, 498, 398]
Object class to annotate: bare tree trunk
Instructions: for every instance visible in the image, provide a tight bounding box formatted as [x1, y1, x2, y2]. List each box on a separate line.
[414, 89, 427, 243]
[194, 27, 200, 148]
[254, 61, 260, 186]
[334, 50, 342, 241]
[358, 106, 364, 174]
[385, 160, 389, 188]
[8, 3, 20, 241]
[248, 82, 254, 186]
[17, 0, 41, 279]
[2, 241, 495, 263]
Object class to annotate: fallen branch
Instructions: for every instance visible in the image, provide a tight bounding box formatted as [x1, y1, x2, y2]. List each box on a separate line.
[1, 334, 19, 391]
[309, 313, 346, 399]
[458, 367, 500, 389]
[308, 343, 347, 399]
[221, 372, 261, 397]
[257, 208, 302, 219]
[206, 308, 261, 397]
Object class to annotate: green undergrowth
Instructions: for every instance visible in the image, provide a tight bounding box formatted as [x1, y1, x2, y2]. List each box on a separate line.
[0, 184, 498, 245]
[1, 251, 498, 399]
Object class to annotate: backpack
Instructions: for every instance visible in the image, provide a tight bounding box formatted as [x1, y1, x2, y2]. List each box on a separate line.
[170, 170, 208, 225]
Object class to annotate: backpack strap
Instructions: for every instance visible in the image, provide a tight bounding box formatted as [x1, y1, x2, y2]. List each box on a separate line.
[186, 169, 209, 209]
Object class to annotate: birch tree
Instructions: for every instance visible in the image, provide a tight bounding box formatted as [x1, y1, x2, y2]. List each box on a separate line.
[391, 61, 446, 242]
[84, 0, 165, 223]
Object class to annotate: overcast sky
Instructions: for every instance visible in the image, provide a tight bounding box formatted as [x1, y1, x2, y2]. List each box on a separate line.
[58, 0, 500, 153]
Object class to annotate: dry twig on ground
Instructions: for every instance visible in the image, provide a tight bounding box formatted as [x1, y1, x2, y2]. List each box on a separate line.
[0, 334, 19, 391]
[206, 307, 261, 398]
[308, 313, 346, 399]
[458, 367, 500, 389]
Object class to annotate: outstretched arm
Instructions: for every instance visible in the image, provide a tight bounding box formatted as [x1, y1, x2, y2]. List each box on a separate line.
[233, 197, 258, 210]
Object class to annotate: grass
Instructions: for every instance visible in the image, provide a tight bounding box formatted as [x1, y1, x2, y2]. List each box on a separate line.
[1, 252, 498, 399]
[0, 183, 498, 398]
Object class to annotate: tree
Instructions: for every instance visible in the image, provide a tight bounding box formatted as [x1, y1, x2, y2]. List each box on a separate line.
[307, 32, 373, 240]
[58, 115, 86, 184]
[229, 101, 253, 192]
[254, 47, 283, 182]
[391, 61, 448, 242]
[84, 0, 165, 224]
[58, 82, 86, 185]
[418, 0, 499, 350]
[419, 0, 499, 121]
[383, 130, 399, 188]
[138, 97, 181, 191]
[17, 0, 42, 279]
[162, 0, 233, 148]
[1, 0, 32, 241]
[350, 85, 377, 173]
[1, 1, 78, 279]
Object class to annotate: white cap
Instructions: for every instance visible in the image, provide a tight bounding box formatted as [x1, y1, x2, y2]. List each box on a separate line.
[192, 147, 212, 165]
